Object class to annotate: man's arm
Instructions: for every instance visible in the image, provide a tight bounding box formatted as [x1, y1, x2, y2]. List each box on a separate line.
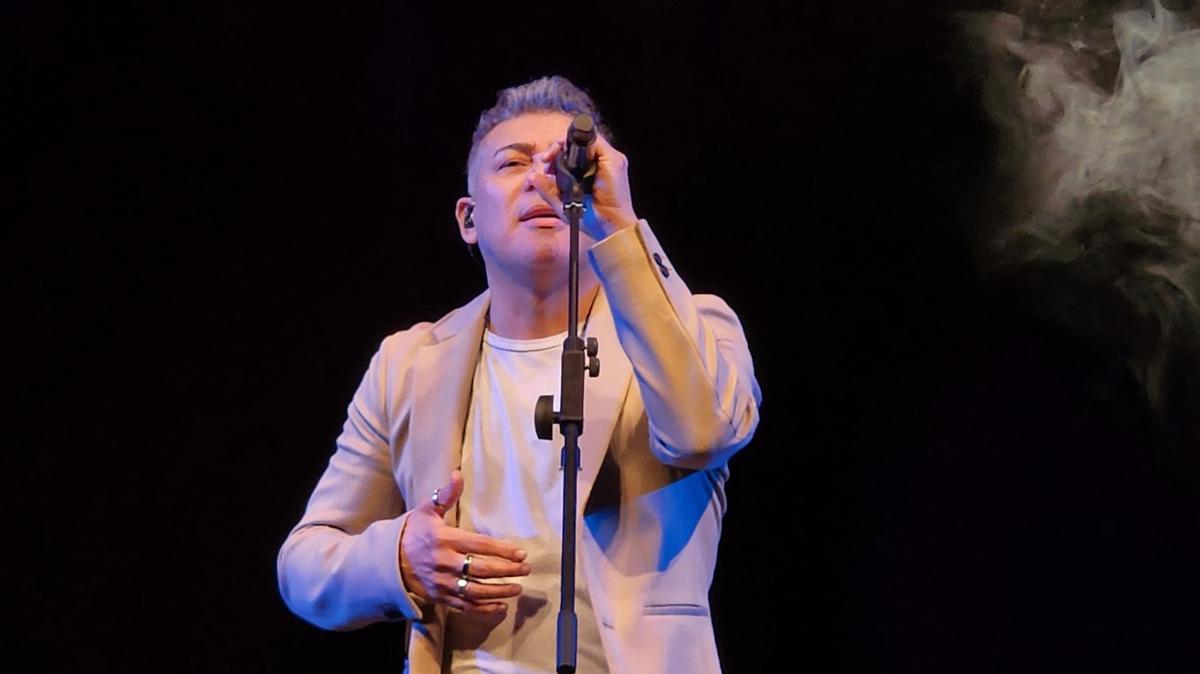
[589, 219, 762, 471]
[528, 130, 761, 471]
[277, 333, 529, 630]
[276, 344, 426, 630]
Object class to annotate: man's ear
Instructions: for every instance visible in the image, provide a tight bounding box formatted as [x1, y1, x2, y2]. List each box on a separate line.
[454, 197, 477, 245]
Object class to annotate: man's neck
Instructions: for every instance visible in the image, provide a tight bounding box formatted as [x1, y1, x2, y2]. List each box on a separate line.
[485, 272, 601, 340]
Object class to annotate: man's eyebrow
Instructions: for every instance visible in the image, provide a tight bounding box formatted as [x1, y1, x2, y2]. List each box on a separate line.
[492, 142, 536, 157]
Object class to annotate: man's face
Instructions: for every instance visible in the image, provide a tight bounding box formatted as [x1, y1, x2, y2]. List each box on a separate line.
[458, 111, 597, 281]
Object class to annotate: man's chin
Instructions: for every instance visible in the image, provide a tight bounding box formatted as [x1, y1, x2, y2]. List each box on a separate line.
[526, 245, 571, 269]
[482, 238, 592, 274]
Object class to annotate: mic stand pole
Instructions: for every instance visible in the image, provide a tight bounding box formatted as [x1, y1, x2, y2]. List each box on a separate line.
[533, 139, 599, 674]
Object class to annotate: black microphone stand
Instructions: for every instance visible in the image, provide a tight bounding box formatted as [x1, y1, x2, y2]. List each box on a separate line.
[533, 114, 601, 674]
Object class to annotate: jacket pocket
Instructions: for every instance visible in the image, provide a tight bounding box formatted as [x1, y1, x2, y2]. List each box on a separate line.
[642, 603, 709, 617]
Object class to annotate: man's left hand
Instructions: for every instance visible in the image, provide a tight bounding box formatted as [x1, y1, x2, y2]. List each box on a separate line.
[529, 134, 639, 241]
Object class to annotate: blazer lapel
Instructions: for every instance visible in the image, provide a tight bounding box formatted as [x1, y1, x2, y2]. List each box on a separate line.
[406, 290, 490, 521]
[403, 291, 490, 674]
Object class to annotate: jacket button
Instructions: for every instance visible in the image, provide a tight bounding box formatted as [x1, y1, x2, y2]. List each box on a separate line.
[652, 252, 671, 278]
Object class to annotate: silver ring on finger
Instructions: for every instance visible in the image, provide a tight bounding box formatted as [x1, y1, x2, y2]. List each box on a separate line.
[461, 554, 473, 578]
[456, 576, 470, 598]
[431, 489, 442, 508]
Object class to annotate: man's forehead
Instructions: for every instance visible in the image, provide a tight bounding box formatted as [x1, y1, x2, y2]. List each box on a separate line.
[479, 111, 573, 154]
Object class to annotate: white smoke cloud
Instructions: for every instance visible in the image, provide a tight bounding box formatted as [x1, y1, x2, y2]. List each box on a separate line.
[957, 0, 1200, 412]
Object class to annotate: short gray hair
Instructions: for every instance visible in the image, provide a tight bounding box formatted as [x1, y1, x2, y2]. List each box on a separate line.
[465, 75, 611, 188]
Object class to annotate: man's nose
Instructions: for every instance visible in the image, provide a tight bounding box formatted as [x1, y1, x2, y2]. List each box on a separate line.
[524, 156, 552, 191]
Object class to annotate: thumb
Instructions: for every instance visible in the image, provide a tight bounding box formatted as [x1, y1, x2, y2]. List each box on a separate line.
[428, 469, 464, 515]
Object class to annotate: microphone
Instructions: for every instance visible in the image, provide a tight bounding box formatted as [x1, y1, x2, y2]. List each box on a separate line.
[556, 114, 598, 203]
[563, 114, 596, 179]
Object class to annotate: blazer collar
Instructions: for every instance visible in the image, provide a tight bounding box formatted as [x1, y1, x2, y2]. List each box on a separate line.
[431, 289, 491, 343]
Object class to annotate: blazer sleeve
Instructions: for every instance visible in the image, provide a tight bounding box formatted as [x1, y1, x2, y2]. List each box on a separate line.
[588, 219, 763, 471]
[276, 340, 425, 630]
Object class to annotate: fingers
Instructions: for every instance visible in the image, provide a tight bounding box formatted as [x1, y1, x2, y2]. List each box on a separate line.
[431, 548, 531, 579]
[421, 572, 521, 615]
[434, 574, 513, 615]
[461, 553, 532, 580]
[458, 577, 524, 602]
[536, 140, 563, 167]
[527, 169, 564, 217]
[427, 470, 464, 516]
[432, 573, 523, 602]
[553, 130, 618, 165]
[442, 595, 509, 615]
[591, 131, 614, 156]
[592, 132, 628, 171]
[445, 528, 528, 562]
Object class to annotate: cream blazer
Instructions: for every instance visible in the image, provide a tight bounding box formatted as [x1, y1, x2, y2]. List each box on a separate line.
[278, 221, 761, 673]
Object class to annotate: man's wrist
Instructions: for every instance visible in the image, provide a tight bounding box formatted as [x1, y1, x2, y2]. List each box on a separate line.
[595, 216, 638, 241]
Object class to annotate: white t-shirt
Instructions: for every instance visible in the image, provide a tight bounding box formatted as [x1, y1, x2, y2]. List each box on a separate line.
[445, 328, 609, 674]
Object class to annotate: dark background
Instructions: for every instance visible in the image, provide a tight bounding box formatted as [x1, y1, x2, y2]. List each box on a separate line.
[9, 1, 1199, 672]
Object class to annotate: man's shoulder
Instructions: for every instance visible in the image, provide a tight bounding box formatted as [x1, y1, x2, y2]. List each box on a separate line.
[377, 320, 437, 359]
[376, 292, 487, 360]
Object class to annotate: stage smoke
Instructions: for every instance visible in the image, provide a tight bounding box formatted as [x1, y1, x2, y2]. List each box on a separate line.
[956, 0, 1200, 414]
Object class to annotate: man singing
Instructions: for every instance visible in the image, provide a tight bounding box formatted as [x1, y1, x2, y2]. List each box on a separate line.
[277, 75, 762, 673]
